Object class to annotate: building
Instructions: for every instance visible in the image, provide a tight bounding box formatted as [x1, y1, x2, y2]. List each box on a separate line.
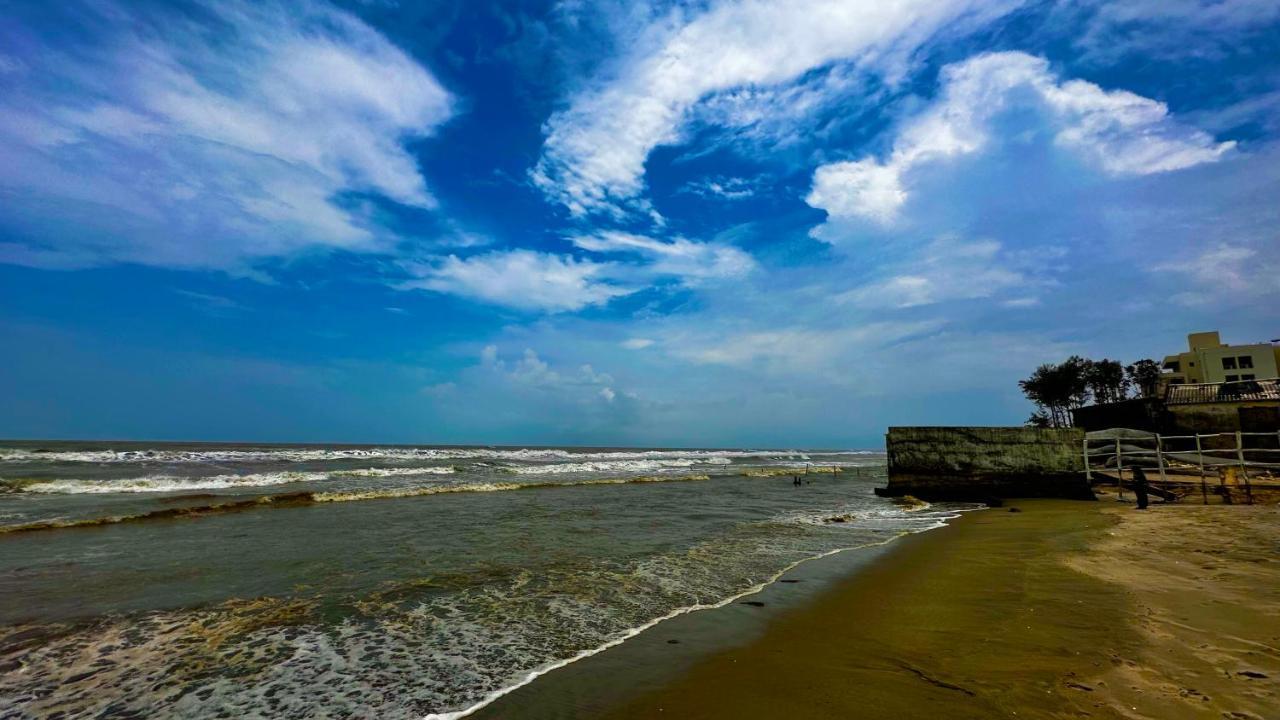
[1072, 378, 1280, 434]
[1159, 331, 1280, 389]
[1072, 331, 1280, 434]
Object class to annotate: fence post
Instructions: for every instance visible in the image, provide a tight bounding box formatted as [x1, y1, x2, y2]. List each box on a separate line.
[1083, 436, 1092, 482]
[1155, 433, 1168, 486]
[1235, 430, 1253, 506]
[1115, 437, 1124, 499]
[1195, 433, 1207, 505]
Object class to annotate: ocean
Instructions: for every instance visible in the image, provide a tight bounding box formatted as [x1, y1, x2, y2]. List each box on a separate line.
[0, 441, 968, 718]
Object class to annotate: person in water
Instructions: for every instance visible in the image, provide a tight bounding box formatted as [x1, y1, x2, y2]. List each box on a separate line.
[1131, 466, 1150, 510]
[793, 475, 802, 487]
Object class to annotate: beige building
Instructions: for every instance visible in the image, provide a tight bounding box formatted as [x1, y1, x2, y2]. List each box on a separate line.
[1160, 331, 1280, 388]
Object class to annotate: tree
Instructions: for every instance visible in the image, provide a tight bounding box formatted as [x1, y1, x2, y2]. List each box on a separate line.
[1026, 410, 1052, 428]
[1126, 359, 1161, 399]
[1060, 356, 1092, 410]
[1019, 358, 1091, 428]
[1023, 356, 1163, 426]
[1085, 358, 1129, 405]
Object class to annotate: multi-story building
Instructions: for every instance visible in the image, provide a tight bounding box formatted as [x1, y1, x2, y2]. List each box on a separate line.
[1159, 331, 1280, 388]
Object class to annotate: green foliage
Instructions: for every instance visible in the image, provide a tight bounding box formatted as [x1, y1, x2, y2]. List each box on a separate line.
[1085, 358, 1129, 404]
[1125, 359, 1161, 398]
[1026, 410, 1052, 428]
[1020, 356, 1142, 427]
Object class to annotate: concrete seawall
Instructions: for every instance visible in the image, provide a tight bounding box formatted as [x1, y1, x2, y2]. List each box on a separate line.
[876, 426, 1093, 501]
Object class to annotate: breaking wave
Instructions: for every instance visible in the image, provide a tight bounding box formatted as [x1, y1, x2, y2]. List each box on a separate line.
[0, 446, 873, 465]
[504, 458, 711, 474]
[2, 466, 456, 494]
[0, 475, 717, 534]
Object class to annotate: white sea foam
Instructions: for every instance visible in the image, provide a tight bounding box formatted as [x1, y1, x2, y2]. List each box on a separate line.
[421, 505, 978, 720]
[13, 471, 334, 494]
[330, 467, 456, 478]
[0, 446, 876, 465]
[505, 459, 701, 474]
[7, 466, 459, 494]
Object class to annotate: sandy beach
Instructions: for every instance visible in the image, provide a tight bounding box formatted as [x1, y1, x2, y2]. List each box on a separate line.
[480, 499, 1279, 719]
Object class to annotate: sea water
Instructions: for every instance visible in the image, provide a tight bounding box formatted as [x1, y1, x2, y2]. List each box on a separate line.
[0, 441, 965, 718]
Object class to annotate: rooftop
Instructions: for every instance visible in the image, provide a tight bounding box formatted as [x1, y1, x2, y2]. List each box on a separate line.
[1165, 378, 1280, 405]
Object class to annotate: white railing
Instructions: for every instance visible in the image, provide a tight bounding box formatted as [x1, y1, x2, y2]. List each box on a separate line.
[1083, 429, 1280, 505]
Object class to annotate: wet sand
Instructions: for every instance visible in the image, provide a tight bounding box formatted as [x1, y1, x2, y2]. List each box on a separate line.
[601, 499, 1280, 720]
[482, 499, 1279, 719]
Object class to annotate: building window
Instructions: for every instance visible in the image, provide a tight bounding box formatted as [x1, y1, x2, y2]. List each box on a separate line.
[1225, 375, 1240, 382]
[1239, 356, 1254, 369]
[1222, 357, 1237, 369]
[1242, 374, 1256, 381]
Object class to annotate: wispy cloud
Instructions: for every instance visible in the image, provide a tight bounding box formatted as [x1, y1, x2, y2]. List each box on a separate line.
[570, 231, 756, 284]
[1154, 243, 1278, 306]
[0, 0, 453, 273]
[403, 232, 755, 312]
[679, 175, 766, 200]
[835, 237, 1053, 309]
[531, 0, 1020, 216]
[806, 52, 1235, 227]
[400, 250, 632, 313]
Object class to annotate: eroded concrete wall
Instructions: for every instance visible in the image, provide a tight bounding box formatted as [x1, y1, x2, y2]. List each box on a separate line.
[878, 426, 1091, 501]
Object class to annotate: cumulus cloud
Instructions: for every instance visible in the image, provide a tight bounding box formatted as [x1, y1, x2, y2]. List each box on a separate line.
[806, 51, 1236, 226]
[0, 0, 452, 272]
[401, 250, 633, 313]
[478, 345, 632, 410]
[532, 0, 1018, 216]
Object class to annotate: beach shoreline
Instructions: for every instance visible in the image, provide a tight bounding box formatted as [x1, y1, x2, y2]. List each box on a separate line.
[478, 499, 1280, 720]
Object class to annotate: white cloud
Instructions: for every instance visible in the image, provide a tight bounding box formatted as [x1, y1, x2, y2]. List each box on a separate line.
[571, 231, 756, 283]
[680, 175, 767, 200]
[806, 51, 1235, 225]
[403, 232, 755, 312]
[402, 250, 634, 313]
[1068, 0, 1280, 63]
[807, 161, 908, 225]
[1154, 243, 1277, 306]
[835, 238, 1033, 309]
[670, 321, 941, 372]
[0, 0, 453, 271]
[621, 338, 655, 350]
[475, 345, 630, 408]
[533, 0, 1018, 215]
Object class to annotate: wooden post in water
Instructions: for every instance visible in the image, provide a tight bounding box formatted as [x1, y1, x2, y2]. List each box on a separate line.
[1236, 431, 1253, 505]
[1195, 433, 1208, 505]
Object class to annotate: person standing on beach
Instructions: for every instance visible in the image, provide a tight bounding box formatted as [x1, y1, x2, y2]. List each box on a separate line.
[1132, 467, 1150, 510]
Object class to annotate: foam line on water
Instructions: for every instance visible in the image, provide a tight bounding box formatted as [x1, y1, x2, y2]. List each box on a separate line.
[421, 504, 985, 720]
[0, 475, 718, 533]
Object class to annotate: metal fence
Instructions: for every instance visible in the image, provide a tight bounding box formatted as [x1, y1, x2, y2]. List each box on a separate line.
[1083, 429, 1280, 505]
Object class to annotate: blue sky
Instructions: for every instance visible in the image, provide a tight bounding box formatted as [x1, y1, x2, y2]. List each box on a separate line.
[1, 0, 1278, 448]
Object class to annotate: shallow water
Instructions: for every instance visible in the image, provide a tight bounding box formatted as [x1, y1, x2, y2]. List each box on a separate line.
[0, 441, 962, 718]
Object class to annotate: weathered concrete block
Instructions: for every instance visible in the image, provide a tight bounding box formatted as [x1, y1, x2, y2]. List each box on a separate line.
[877, 426, 1092, 501]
